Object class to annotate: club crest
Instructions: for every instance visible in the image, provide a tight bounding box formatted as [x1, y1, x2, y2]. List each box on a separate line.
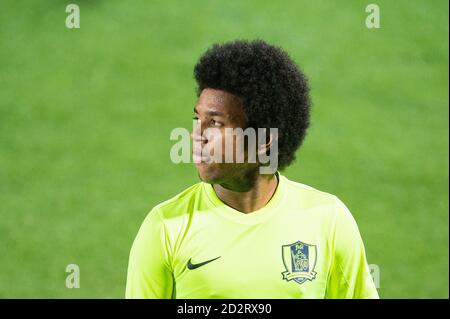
[281, 241, 317, 284]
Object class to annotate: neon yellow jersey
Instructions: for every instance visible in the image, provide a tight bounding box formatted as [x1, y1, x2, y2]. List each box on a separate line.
[126, 173, 379, 299]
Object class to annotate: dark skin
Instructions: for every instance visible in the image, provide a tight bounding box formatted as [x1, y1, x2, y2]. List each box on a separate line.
[191, 88, 278, 214]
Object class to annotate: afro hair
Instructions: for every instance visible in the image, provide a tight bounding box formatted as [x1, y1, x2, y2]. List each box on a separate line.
[194, 39, 311, 171]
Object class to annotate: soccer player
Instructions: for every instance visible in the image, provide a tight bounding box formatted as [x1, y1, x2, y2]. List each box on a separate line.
[126, 40, 379, 299]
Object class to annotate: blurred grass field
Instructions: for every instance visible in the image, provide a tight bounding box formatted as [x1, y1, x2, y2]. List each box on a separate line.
[0, 0, 448, 298]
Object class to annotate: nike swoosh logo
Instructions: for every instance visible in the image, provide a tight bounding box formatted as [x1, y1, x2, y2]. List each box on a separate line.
[187, 256, 221, 270]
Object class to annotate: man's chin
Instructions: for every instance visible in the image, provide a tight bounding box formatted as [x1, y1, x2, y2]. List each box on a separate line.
[195, 164, 222, 184]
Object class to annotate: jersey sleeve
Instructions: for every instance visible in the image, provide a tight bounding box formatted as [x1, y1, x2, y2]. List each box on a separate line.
[325, 197, 379, 299]
[125, 207, 174, 299]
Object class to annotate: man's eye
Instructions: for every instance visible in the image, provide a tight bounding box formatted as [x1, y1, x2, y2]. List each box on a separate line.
[211, 119, 222, 127]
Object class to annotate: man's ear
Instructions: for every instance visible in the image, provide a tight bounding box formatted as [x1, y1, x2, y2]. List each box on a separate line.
[257, 128, 279, 174]
[257, 129, 276, 157]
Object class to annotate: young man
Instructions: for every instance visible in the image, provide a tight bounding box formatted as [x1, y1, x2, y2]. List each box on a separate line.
[126, 40, 379, 299]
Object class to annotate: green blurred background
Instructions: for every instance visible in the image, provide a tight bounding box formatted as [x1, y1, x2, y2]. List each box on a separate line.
[0, 0, 448, 298]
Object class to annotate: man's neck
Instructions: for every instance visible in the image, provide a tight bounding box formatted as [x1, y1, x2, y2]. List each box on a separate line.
[213, 173, 278, 214]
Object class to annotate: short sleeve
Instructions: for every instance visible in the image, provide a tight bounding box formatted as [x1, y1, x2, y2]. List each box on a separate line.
[125, 208, 174, 299]
[325, 197, 379, 299]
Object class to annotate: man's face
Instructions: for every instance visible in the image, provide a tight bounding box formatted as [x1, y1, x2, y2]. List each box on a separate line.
[192, 88, 258, 185]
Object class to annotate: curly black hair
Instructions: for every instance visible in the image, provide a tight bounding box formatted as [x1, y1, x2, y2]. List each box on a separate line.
[194, 39, 311, 171]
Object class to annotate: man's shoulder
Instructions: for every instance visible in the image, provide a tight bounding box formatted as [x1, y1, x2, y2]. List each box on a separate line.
[151, 181, 204, 220]
[286, 176, 354, 229]
[281, 175, 356, 223]
[282, 174, 339, 204]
